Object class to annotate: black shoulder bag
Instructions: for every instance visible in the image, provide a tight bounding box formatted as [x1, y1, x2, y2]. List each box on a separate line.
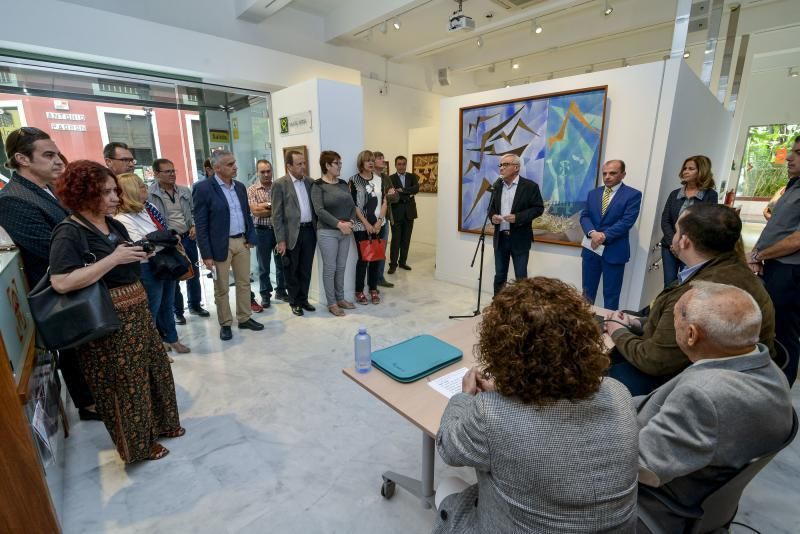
[28, 218, 121, 350]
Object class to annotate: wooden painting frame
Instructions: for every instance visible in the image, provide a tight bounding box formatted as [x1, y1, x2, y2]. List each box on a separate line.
[412, 152, 438, 194]
[283, 145, 309, 171]
[458, 85, 608, 247]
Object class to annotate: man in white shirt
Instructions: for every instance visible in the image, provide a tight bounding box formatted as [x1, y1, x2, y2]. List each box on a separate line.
[271, 150, 317, 316]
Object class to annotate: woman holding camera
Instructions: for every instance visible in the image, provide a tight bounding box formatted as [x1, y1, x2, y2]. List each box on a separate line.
[115, 173, 190, 354]
[50, 161, 183, 463]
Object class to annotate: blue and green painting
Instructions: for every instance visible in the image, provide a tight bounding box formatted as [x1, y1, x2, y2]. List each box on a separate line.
[459, 87, 607, 245]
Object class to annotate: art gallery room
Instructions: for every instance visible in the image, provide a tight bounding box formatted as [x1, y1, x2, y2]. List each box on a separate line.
[2, 0, 800, 532]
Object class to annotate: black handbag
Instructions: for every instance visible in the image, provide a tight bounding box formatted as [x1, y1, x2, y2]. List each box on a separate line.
[149, 246, 191, 280]
[28, 219, 121, 350]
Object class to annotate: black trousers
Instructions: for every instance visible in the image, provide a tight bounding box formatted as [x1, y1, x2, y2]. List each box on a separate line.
[354, 230, 380, 292]
[58, 347, 95, 409]
[286, 226, 316, 306]
[390, 218, 414, 267]
[762, 260, 800, 386]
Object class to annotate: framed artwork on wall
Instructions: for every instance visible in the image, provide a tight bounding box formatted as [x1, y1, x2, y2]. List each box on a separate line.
[412, 152, 438, 193]
[458, 86, 608, 246]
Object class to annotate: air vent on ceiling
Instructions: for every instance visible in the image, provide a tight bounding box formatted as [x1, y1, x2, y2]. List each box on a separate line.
[490, 0, 547, 9]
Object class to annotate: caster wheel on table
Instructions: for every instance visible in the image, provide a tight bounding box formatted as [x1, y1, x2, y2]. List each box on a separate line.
[381, 479, 396, 499]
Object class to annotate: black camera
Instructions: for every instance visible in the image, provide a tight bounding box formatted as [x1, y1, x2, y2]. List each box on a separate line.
[128, 239, 154, 253]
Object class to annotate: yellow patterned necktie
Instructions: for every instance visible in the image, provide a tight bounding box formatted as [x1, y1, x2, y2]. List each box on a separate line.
[601, 186, 612, 216]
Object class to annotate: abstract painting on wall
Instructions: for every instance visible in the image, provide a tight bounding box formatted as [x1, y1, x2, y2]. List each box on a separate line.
[412, 152, 438, 193]
[458, 86, 608, 246]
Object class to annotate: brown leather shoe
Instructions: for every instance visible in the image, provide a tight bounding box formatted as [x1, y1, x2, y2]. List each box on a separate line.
[169, 342, 191, 354]
[369, 290, 381, 305]
[355, 292, 369, 305]
[328, 305, 345, 317]
[337, 300, 356, 310]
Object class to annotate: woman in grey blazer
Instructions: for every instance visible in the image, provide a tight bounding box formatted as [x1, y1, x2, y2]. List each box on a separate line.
[435, 277, 639, 534]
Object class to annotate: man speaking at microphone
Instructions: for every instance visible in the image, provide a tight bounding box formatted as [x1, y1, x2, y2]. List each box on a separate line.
[489, 153, 544, 295]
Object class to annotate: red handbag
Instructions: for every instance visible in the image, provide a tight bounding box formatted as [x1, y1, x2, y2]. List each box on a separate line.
[358, 235, 386, 262]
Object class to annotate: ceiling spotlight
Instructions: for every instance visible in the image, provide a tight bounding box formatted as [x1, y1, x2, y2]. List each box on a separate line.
[604, 0, 613, 16]
[392, 18, 401, 30]
[511, 59, 520, 69]
[477, 35, 484, 47]
[488, 63, 495, 73]
[533, 19, 543, 34]
[586, 65, 594, 73]
[504, 82, 511, 88]
[547, 73, 554, 80]
[683, 51, 690, 59]
[622, 58, 630, 67]
[379, 21, 387, 34]
[790, 68, 799, 78]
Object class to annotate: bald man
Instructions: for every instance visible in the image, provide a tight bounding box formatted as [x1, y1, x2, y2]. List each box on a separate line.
[635, 282, 793, 532]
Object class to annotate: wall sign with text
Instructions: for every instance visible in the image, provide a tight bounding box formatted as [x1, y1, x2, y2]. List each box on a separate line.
[279, 111, 312, 136]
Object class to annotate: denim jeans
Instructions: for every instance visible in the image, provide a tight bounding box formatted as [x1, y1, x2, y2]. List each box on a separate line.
[174, 234, 202, 313]
[255, 226, 279, 299]
[140, 262, 179, 343]
[376, 223, 389, 282]
[661, 246, 683, 287]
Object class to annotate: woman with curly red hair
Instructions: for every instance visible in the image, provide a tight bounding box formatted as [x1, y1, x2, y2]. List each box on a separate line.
[433, 277, 638, 533]
[49, 160, 183, 463]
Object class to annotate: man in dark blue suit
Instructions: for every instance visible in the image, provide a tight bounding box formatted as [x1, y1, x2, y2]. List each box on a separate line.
[580, 160, 642, 310]
[193, 150, 263, 341]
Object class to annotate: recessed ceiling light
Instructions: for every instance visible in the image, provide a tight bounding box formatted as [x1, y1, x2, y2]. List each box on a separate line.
[533, 19, 543, 34]
[790, 68, 799, 78]
[511, 60, 520, 69]
[683, 51, 690, 59]
[604, 0, 613, 16]
[477, 35, 484, 47]
[392, 18, 401, 30]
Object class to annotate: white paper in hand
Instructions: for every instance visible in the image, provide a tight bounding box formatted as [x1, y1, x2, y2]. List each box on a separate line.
[428, 367, 469, 399]
[581, 235, 605, 256]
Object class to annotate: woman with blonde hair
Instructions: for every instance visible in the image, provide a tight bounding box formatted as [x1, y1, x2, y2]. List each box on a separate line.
[349, 150, 388, 305]
[115, 173, 190, 354]
[659, 155, 718, 286]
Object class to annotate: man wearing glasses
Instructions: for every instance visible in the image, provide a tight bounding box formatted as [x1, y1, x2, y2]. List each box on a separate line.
[489, 153, 544, 295]
[148, 158, 209, 324]
[103, 141, 136, 175]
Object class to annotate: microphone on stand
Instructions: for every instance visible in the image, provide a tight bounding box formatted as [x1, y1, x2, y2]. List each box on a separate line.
[487, 177, 503, 192]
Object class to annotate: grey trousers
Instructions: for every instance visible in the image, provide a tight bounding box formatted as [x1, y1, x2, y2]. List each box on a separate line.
[317, 228, 351, 306]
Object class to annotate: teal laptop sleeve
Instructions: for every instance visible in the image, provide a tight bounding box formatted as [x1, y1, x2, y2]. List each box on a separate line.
[372, 334, 463, 383]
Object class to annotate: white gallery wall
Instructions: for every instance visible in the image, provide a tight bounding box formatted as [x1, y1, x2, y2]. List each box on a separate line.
[435, 59, 730, 311]
[407, 126, 439, 247]
[637, 61, 733, 306]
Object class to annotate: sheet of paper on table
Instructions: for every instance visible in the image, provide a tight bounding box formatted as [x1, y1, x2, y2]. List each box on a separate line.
[428, 367, 469, 399]
[581, 235, 605, 256]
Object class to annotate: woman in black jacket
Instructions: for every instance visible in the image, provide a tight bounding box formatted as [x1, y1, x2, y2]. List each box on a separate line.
[660, 155, 718, 286]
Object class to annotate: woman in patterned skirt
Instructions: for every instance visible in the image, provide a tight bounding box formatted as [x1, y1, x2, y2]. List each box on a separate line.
[49, 160, 183, 463]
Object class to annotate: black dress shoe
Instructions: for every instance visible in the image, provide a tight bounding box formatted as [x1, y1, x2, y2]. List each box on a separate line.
[220, 326, 232, 340]
[387, 266, 397, 274]
[78, 408, 102, 421]
[377, 279, 394, 288]
[189, 306, 210, 317]
[261, 298, 271, 309]
[301, 302, 316, 312]
[291, 305, 304, 316]
[275, 291, 290, 302]
[399, 264, 412, 270]
[238, 318, 264, 331]
[175, 314, 187, 325]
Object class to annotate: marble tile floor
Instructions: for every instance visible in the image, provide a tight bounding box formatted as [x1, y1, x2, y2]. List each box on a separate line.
[60, 243, 800, 534]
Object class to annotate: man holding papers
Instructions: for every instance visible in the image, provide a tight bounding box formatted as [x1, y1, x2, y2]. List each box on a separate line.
[580, 160, 642, 310]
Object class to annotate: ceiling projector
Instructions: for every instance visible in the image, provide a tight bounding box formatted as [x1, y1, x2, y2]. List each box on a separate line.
[448, 0, 475, 32]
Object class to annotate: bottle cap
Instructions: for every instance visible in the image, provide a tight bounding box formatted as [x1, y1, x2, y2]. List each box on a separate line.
[358, 326, 367, 334]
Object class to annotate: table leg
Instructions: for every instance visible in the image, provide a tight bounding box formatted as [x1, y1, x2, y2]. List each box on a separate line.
[380, 432, 436, 509]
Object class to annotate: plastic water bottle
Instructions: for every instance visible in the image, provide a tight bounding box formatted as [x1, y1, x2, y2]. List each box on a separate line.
[355, 327, 372, 373]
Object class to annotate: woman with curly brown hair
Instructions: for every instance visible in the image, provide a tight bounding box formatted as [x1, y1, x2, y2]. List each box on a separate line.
[49, 160, 183, 463]
[433, 277, 638, 534]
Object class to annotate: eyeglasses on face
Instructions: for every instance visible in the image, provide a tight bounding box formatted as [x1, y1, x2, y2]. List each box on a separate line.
[498, 162, 518, 168]
[157, 169, 176, 174]
[330, 161, 342, 166]
[110, 157, 137, 164]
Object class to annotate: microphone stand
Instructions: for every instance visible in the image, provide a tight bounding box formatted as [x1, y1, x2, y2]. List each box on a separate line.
[450, 180, 500, 319]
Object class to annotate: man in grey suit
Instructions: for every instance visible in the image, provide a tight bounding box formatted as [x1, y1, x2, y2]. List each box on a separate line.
[272, 150, 317, 316]
[637, 281, 793, 531]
